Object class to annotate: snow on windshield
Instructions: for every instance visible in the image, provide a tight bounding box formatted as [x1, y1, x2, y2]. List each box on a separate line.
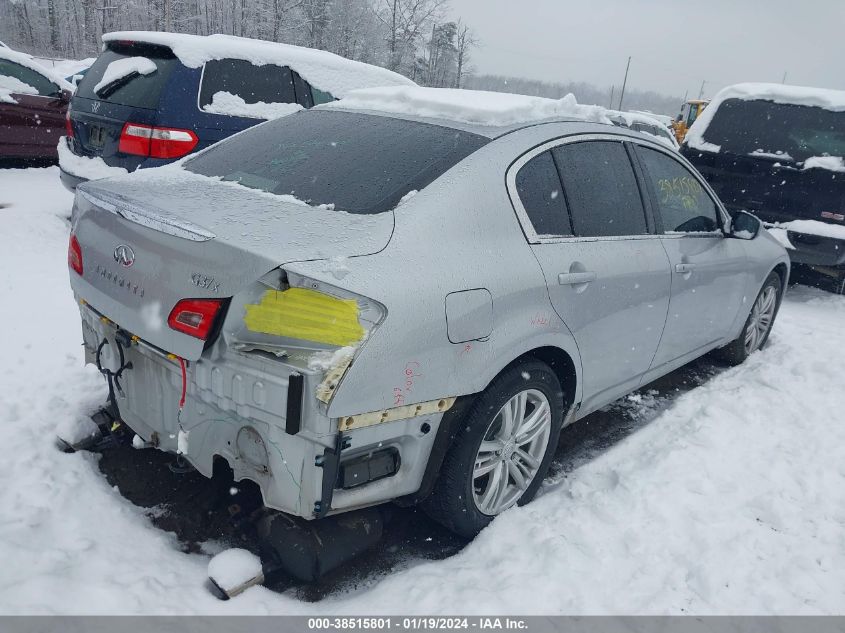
[102, 31, 414, 98]
[0, 75, 38, 103]
[201, 91, 303, 120]
[324, 85, 611, 126]
[93, 56, 157, 94]
[686, 82, 845, 159]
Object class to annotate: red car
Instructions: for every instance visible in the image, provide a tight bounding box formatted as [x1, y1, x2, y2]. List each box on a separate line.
[0, 47, 72, 161]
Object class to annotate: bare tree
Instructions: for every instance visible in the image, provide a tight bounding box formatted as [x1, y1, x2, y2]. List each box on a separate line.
[453, 19, 476, 88]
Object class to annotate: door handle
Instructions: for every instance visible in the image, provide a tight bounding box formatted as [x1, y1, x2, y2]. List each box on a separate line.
[558, 271, 597, 285]
[674, 263, 695, 274]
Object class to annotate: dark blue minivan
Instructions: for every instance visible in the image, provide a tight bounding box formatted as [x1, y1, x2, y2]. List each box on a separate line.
[60, 31, 414, 190]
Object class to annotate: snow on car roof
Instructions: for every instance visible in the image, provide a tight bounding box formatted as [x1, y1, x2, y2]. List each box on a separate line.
[101, 31, 415, 98]
[686, 82, 845, 153]
[322, 85, 612, 128]
[0, 46, 73, 91]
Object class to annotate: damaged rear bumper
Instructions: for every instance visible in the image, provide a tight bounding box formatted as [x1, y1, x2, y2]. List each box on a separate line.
[76, 300, 447, 520]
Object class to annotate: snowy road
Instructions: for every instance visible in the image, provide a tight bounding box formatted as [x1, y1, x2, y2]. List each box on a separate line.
[1, 166, 844, 615]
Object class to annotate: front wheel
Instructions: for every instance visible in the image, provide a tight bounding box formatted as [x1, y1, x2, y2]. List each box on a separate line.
[423, 360, 564, 538]
[716, 271, 782, 366]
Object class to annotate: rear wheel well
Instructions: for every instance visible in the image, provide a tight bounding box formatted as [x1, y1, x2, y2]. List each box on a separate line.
[509, 346, 577, 410]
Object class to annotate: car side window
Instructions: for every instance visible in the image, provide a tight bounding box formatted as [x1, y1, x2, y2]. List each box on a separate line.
[310, 85, 335, 105]
[552, 140, 648, 237]
[514, 150, 572, 236]
[638, 147, 720, 233]
[292, 71, 314, 108]
[199, 59, 296, 109]
[0, 59, 58, 96]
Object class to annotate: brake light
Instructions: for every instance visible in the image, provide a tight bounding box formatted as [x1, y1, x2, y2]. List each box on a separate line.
[68, 234, 83, 275]
[118, 123, 199, 159]
[65, 107, 74, 138]
[167, 299, 223, 340]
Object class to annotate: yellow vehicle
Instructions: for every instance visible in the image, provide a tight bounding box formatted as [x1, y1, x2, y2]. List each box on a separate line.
[672, 99, 710, 143]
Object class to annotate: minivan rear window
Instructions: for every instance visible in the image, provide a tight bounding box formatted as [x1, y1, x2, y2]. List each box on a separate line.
[75, 42, 179, 109]
[700, 98, 845, 162]
[184, 110, 489, 214]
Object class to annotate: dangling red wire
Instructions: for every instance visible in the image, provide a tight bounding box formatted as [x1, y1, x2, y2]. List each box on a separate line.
[177, 356, 187, 410]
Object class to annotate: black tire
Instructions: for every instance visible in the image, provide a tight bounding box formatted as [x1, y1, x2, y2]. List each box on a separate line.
[716, 271, 782, 366]
[422, 360, 565, 538]
[830, 272, 845, 296]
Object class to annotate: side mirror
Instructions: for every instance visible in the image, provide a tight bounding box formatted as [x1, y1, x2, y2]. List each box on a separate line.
[728, 210, 761, 240]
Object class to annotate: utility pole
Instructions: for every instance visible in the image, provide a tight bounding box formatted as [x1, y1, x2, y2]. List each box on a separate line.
[618, 56, 631, 110]
[608, 85, 615, 109]
[782, 71, 788, 84]
[697, 79, 706, 100]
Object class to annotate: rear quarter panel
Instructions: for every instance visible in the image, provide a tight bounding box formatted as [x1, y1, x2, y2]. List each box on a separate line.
[288, 124, 593, 419]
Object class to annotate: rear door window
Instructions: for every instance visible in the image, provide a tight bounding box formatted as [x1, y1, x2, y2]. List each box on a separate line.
[199, 59, 296, 109]
[514, 150, 572, 236]
[0, 60, 59, 96]
[75, 43, 178, 109]
[553, 141, 649, 237]
[638, 147, 720, 233]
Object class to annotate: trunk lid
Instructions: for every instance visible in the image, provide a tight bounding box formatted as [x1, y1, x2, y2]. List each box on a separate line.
[70, 169, 394, 360]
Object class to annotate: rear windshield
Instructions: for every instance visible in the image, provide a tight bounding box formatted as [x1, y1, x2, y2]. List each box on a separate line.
[701, 98, 845, 162]
[75, 42, 179, 109]
[184, 110, 489, 214]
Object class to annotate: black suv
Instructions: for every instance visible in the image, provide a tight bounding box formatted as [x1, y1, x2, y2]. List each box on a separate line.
[682, 84, 845, 293]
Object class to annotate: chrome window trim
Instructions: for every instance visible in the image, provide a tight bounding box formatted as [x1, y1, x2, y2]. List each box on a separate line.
[506, 132, 730, 244]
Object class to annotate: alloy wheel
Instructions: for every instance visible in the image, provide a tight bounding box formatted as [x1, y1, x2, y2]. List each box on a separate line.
[744, 285, 777, 354]
[472, 389, 552, 515]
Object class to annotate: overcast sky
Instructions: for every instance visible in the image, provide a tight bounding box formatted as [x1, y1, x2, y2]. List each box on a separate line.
[447, 0, 844, 99]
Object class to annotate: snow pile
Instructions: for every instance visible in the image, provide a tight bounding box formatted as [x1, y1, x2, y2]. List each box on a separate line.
[777, 219, 845, 241]
[326, 86, 611, 127]
[0, 46, 73, 92]
[36, 56, 96, 79]
[3, 167, 845, 614]
[803, 155, 845, 172]
[207, 549, 262, 594]
[686, 82, 845, 153]
[57, 137, 129, 181]
[202, 91, 303, 120]
[607, 110, 679, 149]
[0, 74, 38, 104]
[94, 56, 157, 94]
[102, 31, 414, 98]
[751, 149, 794, 161]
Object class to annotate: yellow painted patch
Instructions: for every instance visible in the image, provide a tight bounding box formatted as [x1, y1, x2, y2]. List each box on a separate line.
[244, 287, 365, 347]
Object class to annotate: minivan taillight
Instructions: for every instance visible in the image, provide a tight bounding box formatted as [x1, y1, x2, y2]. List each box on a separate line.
[167, 299, 223, 340]
[119, 123, 199, 159]
[68, 234, 83, 275]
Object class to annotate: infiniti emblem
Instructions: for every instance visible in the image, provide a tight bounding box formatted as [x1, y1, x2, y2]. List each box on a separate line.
[114, 244, 135, 268]
[91, 101, 100, 113]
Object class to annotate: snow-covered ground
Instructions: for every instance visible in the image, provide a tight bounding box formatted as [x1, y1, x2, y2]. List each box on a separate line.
[1, 166, 844, 615]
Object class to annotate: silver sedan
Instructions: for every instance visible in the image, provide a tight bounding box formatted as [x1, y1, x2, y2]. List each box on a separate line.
[67, 94, 789, 539]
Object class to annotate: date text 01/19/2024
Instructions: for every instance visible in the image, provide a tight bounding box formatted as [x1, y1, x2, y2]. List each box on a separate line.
[307, 618, 529, 630]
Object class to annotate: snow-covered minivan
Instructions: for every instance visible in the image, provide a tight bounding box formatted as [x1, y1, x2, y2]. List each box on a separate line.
[682, 83, 845, 293]
[60, 31, 414, 191]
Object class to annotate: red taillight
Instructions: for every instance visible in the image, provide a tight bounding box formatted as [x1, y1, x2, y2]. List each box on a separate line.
[68, 234, 83, 275]
[65, 107, 74, 138]
[118, 123, 152, 156]
[167, 299, 223, 340]
[119, 122, 198, 159]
